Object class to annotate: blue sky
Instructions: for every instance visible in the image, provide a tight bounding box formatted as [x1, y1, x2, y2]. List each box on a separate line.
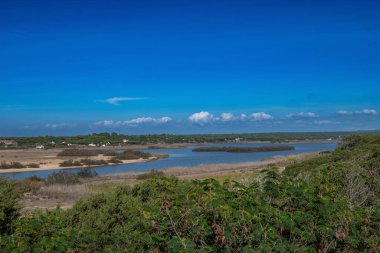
[1, 0, 380, 136]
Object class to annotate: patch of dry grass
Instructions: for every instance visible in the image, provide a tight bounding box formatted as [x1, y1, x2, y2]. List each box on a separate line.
[36, 184, 92, 200]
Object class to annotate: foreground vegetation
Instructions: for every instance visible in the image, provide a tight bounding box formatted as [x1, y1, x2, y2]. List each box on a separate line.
[0, 135, 379, 252]
[3, 131, 379, 148]
[192, 145, 295, 153]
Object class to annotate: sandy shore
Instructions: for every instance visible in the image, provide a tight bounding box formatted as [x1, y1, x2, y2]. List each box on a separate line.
[0, 157, 157, 174]
[0, 148, 160, 174]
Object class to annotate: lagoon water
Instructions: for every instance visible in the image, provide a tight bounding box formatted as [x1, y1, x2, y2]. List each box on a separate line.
[3, 142, 336, 180]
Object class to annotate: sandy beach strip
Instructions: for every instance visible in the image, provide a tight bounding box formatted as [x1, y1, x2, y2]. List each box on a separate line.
[0, 157, 158, 174]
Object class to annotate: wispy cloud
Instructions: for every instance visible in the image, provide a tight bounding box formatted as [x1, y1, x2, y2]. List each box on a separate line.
[286, 112, 317, 119]
[102, 97, 148, 105]
[44, 123, 75, 129]
[337, 109, 378, 116]
[94, 117, 171, 127]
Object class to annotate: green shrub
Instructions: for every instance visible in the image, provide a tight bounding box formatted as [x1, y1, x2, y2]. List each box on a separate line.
[108, 157, 123, 164]
[25, 176, 45, 182]
[47, 171, 79, 185]
[0, 162, 25, 169]
[136, 169, 165, 180]
[116, 150, 152, 160]
[59, 160, 82, 167]
[13, 177, 45, 194]
[25, 163, 40, 168]
[79, 159, 108, 166]
[76, 169, 98, 178]
[0, 178, 20, 235]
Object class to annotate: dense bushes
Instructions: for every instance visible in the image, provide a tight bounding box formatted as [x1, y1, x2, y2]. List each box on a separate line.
[76, 169, 98, 178]
[0, 162, 25, 169]
[25, 163, 40, 168]
[46, 169, 99, 185]
[2, 171, 379, 252]
[0, 178, 20, 235]
[0, 135, 379, 252]
[59, 160, 82, 167]
[79, 159, 108, 166]
[0, 162, 40, 169]
[115, 150, 152, 160]
[108, 157, 123, 164]
[47, 171, 80, 185]
[136, 169, 165, 180]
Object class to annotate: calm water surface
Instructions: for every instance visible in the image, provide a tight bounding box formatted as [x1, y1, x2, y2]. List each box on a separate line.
[3, 142, 336, 180]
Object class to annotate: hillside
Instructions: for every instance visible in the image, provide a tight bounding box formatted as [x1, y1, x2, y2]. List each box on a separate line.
[0, 135, 379, 252]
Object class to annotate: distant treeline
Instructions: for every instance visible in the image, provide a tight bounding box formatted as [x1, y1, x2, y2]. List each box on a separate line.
[2, 131, 380, 148]
[192, 145, 295, 153]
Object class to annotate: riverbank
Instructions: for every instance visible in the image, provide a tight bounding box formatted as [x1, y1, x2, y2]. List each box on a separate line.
[0, 157, 158, 173]
[19, 152, 320, 212]
[0, 148, 163, 174]
[0, 141, 335, 175]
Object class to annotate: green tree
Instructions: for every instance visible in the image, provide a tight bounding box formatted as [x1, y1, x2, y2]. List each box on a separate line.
[0, 178, 20, 235]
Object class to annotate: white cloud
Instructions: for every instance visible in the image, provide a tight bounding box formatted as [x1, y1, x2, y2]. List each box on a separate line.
[286, 112, 317, 119]
[337, 109, 378, 116]
[220, 113, 234, 121]
[188, 111, 214, 124]
[94, 117, 171, 127]
[337, 110, 352, 115]
[240, 114, 248, 120]
[251, 112, 273, 121]
[362, 109, 378, 115]
[126, 117, 172, 125]
[103, 97, 148, 105]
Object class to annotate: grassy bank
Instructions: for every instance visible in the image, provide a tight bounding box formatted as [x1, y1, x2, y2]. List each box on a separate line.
[0, 135, 379, 252]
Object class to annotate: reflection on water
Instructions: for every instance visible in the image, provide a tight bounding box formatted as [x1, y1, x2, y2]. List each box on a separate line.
[3, 142, 336, 180]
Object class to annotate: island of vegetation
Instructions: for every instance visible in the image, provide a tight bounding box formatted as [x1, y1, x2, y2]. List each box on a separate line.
[192, 145, 295, 153]
[0, 135, 379, 252]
